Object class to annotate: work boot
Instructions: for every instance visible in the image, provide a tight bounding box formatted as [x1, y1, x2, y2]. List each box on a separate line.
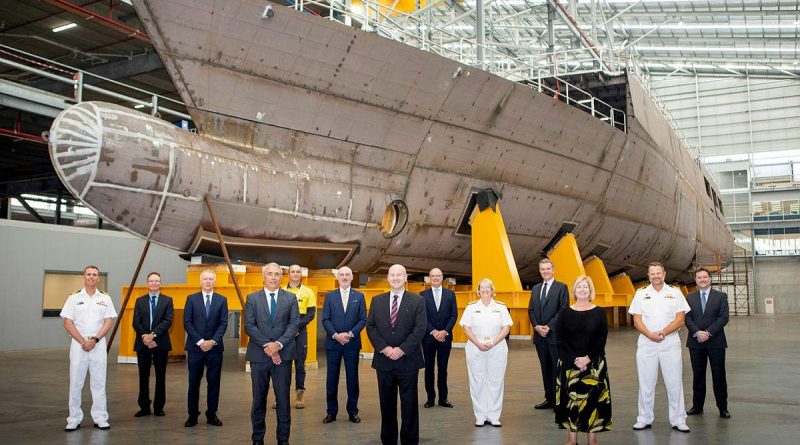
[295, 389, 305, 409]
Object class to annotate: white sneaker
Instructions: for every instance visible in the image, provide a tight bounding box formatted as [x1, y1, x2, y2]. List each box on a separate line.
[93, 420, 110, 430]
[64, 422, 80, 432]
[632, 422, 652, 430]
[672, 423, 690, 433]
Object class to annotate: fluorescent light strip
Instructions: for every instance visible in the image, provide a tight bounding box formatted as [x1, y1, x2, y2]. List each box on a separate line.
[52, 23, 77, 33]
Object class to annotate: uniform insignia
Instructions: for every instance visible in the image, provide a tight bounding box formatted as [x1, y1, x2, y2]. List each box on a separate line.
[495, 301, 506, 305]
[77, 301, 85, 305]
[467, 301, 478, 305]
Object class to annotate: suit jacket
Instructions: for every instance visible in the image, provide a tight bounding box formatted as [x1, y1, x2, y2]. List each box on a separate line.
[685, 288, 729, 349]
[244, 288, 300, 363]
[183, 291, 228, 353]
[132, 293, 174, 352]
[528, 280, 569, 345]
[321, 288, 367, 351]
[420, 287, 457, 343]
[367, 291, 427, 372]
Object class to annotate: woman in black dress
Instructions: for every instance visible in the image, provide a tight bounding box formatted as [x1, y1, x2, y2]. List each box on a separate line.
[555, 275, 612, 445]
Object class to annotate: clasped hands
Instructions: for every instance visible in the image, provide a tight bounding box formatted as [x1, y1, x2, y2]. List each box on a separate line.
[262, 341, 282, 365]
[647, 330, 666, 343]
[534, 325, 550, 337]
[333, 332, 352, 346]
[574, 355, 590, 371]
[431, 330, 447, 342]
[696, 330, 711, 343]
[141, 333, 158, 349]
[381, 346, 406, 360]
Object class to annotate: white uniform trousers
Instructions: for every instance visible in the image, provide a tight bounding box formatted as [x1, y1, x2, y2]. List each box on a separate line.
[635, 338, 687, 426]
[68, 338, 109, 424]
[465, 341, 508, 423]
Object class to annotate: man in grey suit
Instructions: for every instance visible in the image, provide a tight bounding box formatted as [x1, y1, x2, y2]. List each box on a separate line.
[245, 263, 300, 445]
[685, 268, 730, 419]
[528, 258, 569, 410]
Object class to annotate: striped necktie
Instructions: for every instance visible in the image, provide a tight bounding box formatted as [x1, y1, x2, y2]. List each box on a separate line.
[390, 295, 399, 328]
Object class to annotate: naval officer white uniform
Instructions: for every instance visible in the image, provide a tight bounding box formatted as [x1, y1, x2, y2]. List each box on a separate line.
[459, 279, 513, 427]
[628, 262, 691, 432]
[60, 282, 117, 431]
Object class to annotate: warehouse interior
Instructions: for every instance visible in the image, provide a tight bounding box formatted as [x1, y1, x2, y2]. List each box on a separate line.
[1, 1, 799, 444]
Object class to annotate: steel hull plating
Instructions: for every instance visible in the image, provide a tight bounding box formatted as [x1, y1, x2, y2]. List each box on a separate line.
[48, 1, 733, 281]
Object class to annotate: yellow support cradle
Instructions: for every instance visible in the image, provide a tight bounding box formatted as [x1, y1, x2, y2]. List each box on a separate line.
[547, 233, 586, 300]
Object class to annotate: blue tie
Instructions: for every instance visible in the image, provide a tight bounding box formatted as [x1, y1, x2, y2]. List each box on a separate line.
[701, 291, 707, 314]
[270, 292, 277, 321]
[540, 282, 548, 314]
[205, 294, 211, 318]
[150, 295, 157, 330]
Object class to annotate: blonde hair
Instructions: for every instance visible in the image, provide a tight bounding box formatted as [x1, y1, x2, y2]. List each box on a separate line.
[572, 275, 596, 302]
[476, 278, 495, 295]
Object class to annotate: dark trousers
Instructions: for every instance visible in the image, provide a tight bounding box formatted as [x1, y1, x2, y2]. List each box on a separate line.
[325, 346, 360, 417]
[187, 350, 222, 417]
[535, 340, 558, 402]
[136, 348, 168, 411]
[291, 329, 308, 390]
[376, 369, 419, 445]
[422, 338, 451, 402]
[689, 347, 728, 411]
[250, 360, 291, 442]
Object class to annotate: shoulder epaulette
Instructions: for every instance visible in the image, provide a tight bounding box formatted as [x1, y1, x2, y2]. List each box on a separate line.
[99, 289, 110, 296]
[495, 300, 506, 305]
[467, 300, 478, 305]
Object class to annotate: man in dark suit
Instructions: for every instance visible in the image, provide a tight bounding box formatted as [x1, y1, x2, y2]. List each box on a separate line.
[321, 266, 367, 424]
[685, 267, 730, 419]
[183, 269, 228, 428]
[367, 264, 427, 445]
[132, 271, 174, 417]
[420, 268, 457, 408]
[527, 258, 569, 410]
[245, 263, 300, 445]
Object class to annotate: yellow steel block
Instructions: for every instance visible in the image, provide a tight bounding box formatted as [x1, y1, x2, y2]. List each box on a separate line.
[470, 202, 522, 292]
[351, 0, 434, 16]
[610, 273, 636, 326]
[547, 233, 586, 299]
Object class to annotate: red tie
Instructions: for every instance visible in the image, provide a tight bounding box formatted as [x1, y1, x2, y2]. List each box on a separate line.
[390, 295, 399, 328]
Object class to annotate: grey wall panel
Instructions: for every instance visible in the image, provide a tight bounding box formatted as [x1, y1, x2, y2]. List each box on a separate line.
[0, 219, 189, 351]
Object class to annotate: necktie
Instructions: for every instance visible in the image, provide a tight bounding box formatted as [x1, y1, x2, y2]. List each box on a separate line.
[341, 289, 348, 314]
[205, 294, 211, 318]
[270, 292, 277, 321]
[540, 282, 548, 313]
[701, 291, 707, 314]
[390, 295, 399, 328]
[150, 295, 157, 330]
[434, 288, 441, 311]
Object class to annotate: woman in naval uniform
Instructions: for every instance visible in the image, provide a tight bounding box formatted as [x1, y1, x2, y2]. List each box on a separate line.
[459, 278, 513, 427]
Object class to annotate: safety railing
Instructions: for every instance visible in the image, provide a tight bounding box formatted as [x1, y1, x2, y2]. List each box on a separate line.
[0, 43, 191, 122]
[287, 0, 626, 132]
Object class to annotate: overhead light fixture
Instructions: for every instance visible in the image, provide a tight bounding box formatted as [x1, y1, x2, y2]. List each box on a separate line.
[134, 104, 146, 109]
[52, 23, 77, 33]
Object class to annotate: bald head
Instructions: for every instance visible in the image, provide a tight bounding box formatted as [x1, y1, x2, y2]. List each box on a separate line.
[388, 264, 407, 292]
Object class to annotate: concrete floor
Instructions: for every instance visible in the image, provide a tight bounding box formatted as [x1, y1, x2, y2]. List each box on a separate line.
[1, 315, 798, 445]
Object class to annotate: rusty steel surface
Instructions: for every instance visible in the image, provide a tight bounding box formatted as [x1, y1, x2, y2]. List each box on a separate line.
[47, 0, 733, 281]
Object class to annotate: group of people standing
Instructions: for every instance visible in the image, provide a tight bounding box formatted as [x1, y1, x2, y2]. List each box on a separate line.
[60, 259, 730, 445]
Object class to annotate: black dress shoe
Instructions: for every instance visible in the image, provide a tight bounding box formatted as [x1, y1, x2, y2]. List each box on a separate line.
[134, 409, 151, 417]
[252, 440, 264, 445]
[207, 415, 223, 426]
[719, 409, 731, 419]
[184, 416, 198, 427]
[534, 400, 554, 409]
[277, 441, 289, 445]
[154, 410, 165, 416]
[424, 400, 435, 408]
[64, 424, 80, 432]
[349, 415, 361, 423]
[686, 407, 703, 415]
[438, 400, 454, 408]
[322, 414, 336, 424]
[93, 423, 111, 430]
